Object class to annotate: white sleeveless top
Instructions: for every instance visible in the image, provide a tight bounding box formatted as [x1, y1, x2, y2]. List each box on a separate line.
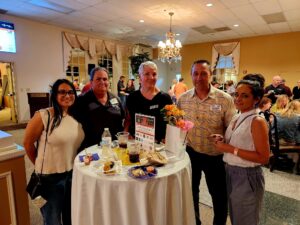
[223, 109, 261, 168]
[35, 109, 85, 174]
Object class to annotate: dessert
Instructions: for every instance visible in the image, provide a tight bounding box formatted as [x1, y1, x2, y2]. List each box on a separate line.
[103, 161, 116, 174]
[84, 154, 92, 165]
[146, 166, 155, 173]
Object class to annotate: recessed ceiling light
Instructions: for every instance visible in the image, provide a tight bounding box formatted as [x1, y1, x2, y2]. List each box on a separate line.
[233, 24, 239, 27]
[206, 3, 213, 7]
[176, 33, 180, 36]
[139, 20, 144, 23]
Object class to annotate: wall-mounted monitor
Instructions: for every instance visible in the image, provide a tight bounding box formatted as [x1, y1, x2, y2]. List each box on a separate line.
[0, 21, 16, 53]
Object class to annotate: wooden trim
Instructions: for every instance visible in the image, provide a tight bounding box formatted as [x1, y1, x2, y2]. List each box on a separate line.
[0, 171, 17, 225]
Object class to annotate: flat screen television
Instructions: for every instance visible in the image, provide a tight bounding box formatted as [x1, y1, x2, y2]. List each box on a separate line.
[0, 21, 16, 53]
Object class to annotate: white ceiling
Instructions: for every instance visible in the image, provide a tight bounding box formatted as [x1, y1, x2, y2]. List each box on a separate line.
[1, 0, 300, 47]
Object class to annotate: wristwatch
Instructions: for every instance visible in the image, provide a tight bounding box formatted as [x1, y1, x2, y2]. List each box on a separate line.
[233, 148, 239, 156]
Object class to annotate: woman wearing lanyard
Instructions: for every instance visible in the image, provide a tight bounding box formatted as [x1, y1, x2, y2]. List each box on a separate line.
[213, 78, 270, 225]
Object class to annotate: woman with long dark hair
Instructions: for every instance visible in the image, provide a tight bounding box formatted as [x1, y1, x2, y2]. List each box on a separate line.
[213, 78, 270, 225]
[24, 79, 84, 225]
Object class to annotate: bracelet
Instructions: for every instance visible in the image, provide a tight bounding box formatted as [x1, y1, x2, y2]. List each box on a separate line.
[233, 148, 239, 156]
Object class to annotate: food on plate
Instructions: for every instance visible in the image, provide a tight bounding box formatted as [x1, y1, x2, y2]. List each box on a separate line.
[83, 154, 92, 165]
[131, 168, 145, 177]
[140, 151, 168, 166]
[103, 161, 116, 174]
[128, 166, 158, 179]
[146, 166, 155, 173]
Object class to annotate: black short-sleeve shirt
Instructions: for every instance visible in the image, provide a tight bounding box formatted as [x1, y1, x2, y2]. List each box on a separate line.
[126, 90, 173, 142]
[264, 84, 287, 104]
[73, 90, 125, 149]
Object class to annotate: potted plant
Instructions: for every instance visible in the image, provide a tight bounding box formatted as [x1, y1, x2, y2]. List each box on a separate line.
[128, 52, 151, 77]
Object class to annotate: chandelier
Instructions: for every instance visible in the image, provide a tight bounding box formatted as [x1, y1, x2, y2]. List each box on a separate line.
[158, 12, 182, 63]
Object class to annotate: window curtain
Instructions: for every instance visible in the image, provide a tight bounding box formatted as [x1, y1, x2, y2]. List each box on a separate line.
[212, 42, 240, 74]
[62, 32, 133, 69]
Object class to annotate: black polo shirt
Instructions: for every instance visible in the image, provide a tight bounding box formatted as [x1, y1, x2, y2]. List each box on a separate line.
[73, 90, 125, 149]
[264, 84, 287, 104]
[126, 90, 173, 142]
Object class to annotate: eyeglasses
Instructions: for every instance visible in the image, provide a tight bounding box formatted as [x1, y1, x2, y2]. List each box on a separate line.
[57, 90, 75, 96]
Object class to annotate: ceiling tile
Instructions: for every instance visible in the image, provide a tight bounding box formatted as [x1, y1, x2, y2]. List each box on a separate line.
[268, 22, 291, 33]
[253, 0, 282, 15]
[278, 0, 300, 11]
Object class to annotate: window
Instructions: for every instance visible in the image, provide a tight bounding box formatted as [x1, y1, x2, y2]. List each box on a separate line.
[213, 55, 238, 85]
[98, 53, 113, 77]
[66, 48, 86, 83]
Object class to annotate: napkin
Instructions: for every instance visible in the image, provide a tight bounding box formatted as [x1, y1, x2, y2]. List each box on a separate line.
[79, 153, 100, 162]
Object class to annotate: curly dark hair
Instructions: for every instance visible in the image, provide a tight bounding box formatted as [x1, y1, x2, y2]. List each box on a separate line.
[49, 79, 77, 133]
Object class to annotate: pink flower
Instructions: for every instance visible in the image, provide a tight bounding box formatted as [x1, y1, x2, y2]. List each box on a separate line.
[181, 120, 194, 131]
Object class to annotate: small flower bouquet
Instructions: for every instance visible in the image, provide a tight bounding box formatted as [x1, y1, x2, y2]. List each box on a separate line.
[161, 104, 194, 131]
[161, 105, 194, 158]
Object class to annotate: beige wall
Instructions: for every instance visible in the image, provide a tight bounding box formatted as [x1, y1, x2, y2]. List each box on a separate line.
[0, 15, 128, 122]
[180, 32, 300, 89]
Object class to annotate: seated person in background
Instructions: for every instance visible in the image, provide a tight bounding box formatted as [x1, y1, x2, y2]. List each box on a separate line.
[277, 100, 300, 145]
[292, 80, 300, 100]
[73, 67, 125, 149]
[270, 94, 289, 114]
[258, 97, 272, 113]
[225, 80, 235, 96]
[281, 79, 292, 98]
[276, 100, 300, 170]
[125, 61, 172, 143]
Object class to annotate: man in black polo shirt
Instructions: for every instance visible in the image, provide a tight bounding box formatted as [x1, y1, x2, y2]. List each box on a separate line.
[264, 75, 287, 104]
[73, 67, 125, 149]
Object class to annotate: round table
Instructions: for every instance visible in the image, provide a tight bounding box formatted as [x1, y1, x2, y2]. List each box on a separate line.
[71, 146, 196, 225]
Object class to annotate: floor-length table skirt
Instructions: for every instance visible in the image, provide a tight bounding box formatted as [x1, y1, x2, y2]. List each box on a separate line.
[72, 149, 196, 225]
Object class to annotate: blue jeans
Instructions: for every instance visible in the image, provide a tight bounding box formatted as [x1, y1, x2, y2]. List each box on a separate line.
[40, 171, 73, 225]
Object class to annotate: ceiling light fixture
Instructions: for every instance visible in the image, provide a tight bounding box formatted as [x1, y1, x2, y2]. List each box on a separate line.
[158, 12, 182, 63]
[206, 3, 213, 7]
[139, 19, 144, 23]
[233, 24, 239, 27]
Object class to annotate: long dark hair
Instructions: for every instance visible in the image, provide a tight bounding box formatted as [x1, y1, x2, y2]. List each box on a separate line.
[49, 79, 77, 133]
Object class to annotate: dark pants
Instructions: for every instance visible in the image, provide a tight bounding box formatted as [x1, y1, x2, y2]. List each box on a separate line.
[186, 146, 228, 225]
[40, 170, 73, 225]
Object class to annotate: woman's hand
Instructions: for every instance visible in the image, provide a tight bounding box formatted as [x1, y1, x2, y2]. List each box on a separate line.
[214, 141, 233, 154]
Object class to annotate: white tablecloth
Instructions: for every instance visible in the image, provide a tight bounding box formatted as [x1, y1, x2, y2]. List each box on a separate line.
[71, 146, 196, 225]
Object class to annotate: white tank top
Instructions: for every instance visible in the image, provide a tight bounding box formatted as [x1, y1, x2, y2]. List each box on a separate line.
[223, 109, 261, 167]
[35, 109, 85, 174]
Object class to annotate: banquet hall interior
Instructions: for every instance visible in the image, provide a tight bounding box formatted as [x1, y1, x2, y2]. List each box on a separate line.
[0, 0, 299, 225]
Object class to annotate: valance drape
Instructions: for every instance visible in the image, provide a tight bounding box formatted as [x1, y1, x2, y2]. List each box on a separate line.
[62, 31, 133, 64]
[211, 42, 240, 74]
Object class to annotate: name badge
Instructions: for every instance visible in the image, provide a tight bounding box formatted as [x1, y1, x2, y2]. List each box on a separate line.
[150, 104, 159, 110]
[210, 104, 221, 112]
[110, 98, 119, 105]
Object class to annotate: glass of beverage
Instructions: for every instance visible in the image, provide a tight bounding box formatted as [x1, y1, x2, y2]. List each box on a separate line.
[128, 141, 140, 163]
[116, 132, 129, 149]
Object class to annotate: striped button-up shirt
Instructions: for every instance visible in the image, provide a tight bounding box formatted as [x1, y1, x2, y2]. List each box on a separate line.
[177, 86, 236, 155]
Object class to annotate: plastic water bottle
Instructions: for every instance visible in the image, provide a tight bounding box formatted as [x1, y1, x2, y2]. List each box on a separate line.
[101, 128, 112, 159]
